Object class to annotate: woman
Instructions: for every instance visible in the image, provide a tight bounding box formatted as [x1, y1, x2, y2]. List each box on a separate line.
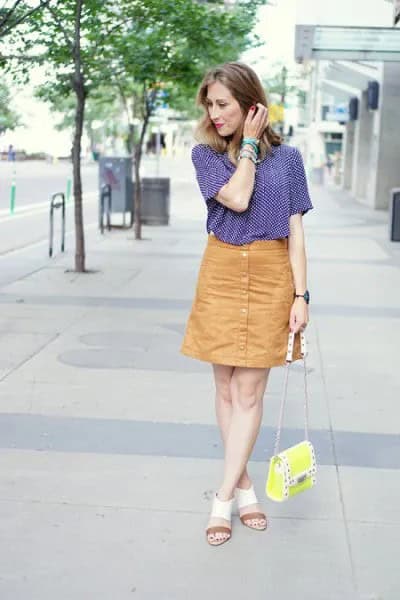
[180, 62, 313, 547]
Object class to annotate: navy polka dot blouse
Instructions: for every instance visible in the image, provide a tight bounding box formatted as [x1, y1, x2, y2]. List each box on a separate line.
[191, 142, 314, 245]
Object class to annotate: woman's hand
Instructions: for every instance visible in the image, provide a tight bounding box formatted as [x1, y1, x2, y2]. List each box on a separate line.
[243, 102, 269, 139]
[289, 298, 309, 334]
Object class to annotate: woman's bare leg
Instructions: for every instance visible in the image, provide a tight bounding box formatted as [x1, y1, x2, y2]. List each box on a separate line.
[212, 364, 251, 487]
[217, 366, 270, 499]
[206, 364, 270, 543]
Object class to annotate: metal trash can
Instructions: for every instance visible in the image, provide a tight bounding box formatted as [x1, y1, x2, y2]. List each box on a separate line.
[99, 157, 133, 213]
[132, 177, 170, 225]
[389, 188, 400, 242]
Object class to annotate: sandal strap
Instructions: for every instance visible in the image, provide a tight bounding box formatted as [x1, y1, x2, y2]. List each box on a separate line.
[210, 494, 234, 520]
[206, 525, 231, 535]
[240, 511, 267, 523]
[235, 484, 258, 509]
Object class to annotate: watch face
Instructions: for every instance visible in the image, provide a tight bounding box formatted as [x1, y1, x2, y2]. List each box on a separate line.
[304, 290, 310, 303]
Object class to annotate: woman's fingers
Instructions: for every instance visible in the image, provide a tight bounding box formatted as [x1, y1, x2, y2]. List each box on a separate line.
[289, 304, 309, 333]
[251, 104, 269, 135]
[245, 105, 256, 124]
[243, 103, 269, 137]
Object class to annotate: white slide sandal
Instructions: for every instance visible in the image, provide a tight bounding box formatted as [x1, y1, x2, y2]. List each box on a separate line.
[206, 493, 234, 546]
[235, 484, 268, 530]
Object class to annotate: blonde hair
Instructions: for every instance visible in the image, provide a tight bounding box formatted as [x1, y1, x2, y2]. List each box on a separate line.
[194, 61, 282, 162]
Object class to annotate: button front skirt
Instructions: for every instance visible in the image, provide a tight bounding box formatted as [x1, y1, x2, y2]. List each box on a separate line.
[180, 233, 302, 368]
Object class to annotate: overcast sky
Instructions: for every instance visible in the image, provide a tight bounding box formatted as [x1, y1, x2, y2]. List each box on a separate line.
[241, 0, 298, 78]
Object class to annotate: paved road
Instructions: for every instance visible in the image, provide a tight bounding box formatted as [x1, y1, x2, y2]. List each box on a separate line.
[0, 160, 97, 210]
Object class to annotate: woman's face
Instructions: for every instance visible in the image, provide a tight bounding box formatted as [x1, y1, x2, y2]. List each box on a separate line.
[206, 80, 244, 137]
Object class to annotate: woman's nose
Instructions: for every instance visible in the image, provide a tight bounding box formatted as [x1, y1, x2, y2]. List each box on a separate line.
[210, 106, 220, 121]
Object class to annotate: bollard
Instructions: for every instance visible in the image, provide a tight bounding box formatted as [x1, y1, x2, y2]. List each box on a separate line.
[9, 166, 16, 214]
[99, 183, 112, 234]
[66, 178, 72, 203]
[49, 192, 66, 257]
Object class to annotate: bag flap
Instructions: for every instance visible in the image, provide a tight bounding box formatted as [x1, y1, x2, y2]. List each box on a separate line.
[277, 441, 316, 484]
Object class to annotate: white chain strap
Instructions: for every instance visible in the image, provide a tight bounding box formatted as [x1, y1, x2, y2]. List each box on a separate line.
[273, 330, 309, 457]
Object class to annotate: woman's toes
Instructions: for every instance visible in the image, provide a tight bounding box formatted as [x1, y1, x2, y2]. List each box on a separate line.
[243, 516, 267, 529]
[254, 518, 265, 528]
[208, 533, 228, 545]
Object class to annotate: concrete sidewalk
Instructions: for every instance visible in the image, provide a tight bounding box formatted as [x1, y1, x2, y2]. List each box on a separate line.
[0, 153, 399, 600]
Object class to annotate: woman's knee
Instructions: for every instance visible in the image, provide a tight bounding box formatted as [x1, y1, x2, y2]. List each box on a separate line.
[230, 368, 269, 411]
[212, 364, 234, 405]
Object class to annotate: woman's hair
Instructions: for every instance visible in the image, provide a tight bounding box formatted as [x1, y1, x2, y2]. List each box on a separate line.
[194, 61, 282, 161]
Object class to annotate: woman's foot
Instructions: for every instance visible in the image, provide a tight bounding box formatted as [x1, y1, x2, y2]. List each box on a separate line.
[206, 492, 234, 546]
[235, 482, 267, 530]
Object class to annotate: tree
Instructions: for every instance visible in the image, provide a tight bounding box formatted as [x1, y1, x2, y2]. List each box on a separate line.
[36, 86, 123, 156]
[0, 0, 50, 40]
[4, 0, 267, 270]
[0, 79, 20, 133]
[18, 1, 132, 272]
[111, 0, 267, 240]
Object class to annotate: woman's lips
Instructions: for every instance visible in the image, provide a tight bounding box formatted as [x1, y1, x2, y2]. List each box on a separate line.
[215, 123, 224, 129]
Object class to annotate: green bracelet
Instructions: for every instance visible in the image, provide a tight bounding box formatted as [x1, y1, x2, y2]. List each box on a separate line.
[241, 139, 259, 155]
[242, 137, 260, 145]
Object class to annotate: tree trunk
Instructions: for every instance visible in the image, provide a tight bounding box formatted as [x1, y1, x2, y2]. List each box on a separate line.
[133, 113, 150, 240]
[72, 0, 86, 272]
[126, 122, 134, 155]
[72, 80, 86, 271]
[133, 144, 142, 240]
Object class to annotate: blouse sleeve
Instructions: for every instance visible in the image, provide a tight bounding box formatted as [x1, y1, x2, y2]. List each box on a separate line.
[289, 147, 314, 216]
[191, 144, 232, 203]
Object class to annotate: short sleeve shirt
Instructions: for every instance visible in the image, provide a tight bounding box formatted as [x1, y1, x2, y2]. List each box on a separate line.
[191, 142, 314, 245]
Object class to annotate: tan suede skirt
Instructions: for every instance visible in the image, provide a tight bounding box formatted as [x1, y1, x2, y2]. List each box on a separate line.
[180, 233, 302, 368]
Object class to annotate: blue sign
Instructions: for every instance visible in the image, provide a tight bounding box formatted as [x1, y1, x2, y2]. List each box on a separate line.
[325, 104, 349, 122]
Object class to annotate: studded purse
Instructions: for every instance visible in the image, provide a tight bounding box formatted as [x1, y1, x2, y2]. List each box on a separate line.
[265, 330, 317, 502]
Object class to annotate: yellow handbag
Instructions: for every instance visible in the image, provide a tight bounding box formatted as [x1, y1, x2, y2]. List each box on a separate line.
[266, 330, 317, 502]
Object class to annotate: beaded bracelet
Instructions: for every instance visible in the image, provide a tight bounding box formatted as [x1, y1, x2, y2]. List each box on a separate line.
[239, 146, 258, 159]
[238, 150, 258, 165]
[240, 140, 259, 156]
[240, 145, 258, 158]
[241, 142, 258, 153]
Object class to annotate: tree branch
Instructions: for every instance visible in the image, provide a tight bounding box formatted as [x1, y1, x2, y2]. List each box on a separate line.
[44, 1, 74, 51]
[0, 0, 24, 31]
[73, 0, 83, 82]
[92, 17, 134, 52]
[0, 0, 52, 39]
[114, 79, 132, 125]
[0, 52, 46, 62]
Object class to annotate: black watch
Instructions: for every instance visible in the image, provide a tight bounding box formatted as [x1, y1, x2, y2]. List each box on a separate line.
[294, 289, 310, 304]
